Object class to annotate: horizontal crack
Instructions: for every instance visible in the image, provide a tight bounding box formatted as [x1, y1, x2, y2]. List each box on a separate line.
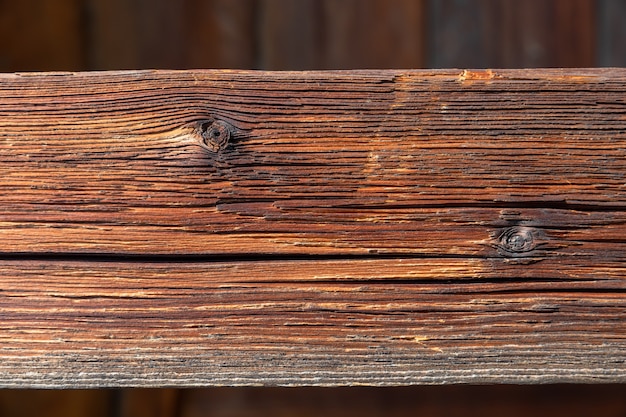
[0, 252, 555, 263]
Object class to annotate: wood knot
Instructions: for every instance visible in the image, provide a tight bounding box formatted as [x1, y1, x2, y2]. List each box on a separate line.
[495, 226, 536, 255]
[198, 119, 232, 152]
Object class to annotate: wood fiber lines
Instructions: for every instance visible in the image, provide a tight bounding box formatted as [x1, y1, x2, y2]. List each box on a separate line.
[0, 69, 625, 386]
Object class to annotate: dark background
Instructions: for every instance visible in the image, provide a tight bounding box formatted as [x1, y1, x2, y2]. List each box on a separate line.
[1, 0, 625, 72]
[1, 0, 625, 416]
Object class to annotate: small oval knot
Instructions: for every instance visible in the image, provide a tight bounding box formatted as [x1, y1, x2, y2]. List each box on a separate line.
[199, 119, 232, 152]
[496, 226, 536, 255]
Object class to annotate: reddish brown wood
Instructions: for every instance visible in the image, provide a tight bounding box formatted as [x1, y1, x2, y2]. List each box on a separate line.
[0, 69, 625, 387]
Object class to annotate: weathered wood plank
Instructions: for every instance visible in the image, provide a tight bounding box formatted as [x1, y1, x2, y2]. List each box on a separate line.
[1, 259, 624, 387]
[1, 69, 626, 258]
[0, 69, 625, 386]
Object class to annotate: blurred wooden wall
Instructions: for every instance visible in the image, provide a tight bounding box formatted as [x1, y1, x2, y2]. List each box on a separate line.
[0, 0, 625, 72]
[1, 386, 626, 417]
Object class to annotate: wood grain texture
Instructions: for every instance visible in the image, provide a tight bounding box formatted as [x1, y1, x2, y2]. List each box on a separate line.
[0, 69, 625, 387]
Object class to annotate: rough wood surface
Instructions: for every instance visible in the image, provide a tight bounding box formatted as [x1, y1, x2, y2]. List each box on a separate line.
[0, 69, 625, 387]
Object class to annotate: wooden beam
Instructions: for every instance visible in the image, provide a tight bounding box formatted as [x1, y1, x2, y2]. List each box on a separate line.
[0, 69, 625, 386]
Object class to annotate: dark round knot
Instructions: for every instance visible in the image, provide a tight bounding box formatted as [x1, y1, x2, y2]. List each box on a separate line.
[199, 119, 232, 152]
[496, 226, 536, 254]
